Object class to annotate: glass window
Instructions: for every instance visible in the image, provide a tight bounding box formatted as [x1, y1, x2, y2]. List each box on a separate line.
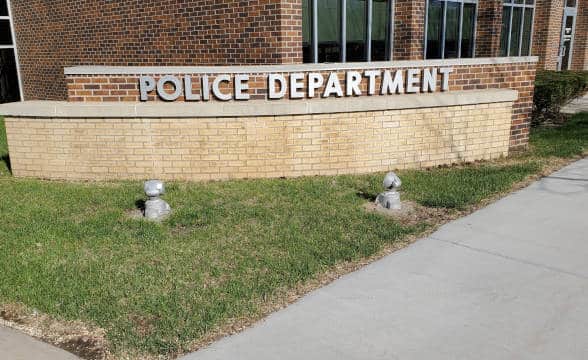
[0, 1, 20, 103]
[426, 0, 443, 59]
[318, 0, 342, 62]
[425, 0, 478, 59]
[520, 6, 533, 55]
[303, 0, 392, 63]
[460, 3, 476, 57]
[500, 0, 535, 56]
[444, 2, 460, 58]
[0, 49, 20, 103]
[371, 0, 391, 61]
[346, 0, 367, 62]
[0, 0, 8, 17]
[302, 0, 313, 63]
[0, 20, 12, 46]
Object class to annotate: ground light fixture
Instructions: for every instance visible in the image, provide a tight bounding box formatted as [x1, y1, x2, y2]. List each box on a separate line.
[376, 172, 402, 210]
[143, 180, 171, 221]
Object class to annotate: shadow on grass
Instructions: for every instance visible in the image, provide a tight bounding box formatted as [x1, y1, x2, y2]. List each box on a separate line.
[1, 154, 11, 174]
[356, 191, 377, 202]
[135, 199, 146, 213]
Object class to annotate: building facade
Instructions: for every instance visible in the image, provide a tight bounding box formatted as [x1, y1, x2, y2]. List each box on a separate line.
[0, 0, 585, 181]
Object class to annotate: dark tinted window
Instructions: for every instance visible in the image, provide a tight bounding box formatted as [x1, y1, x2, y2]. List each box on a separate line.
[0, 20, 12, 45]
[318, 0, 342, 62]
[303, 0, 391, 63]
[0, 49, 20, 103]
[0, 1, 8, 17]
[426, 0, 443, 59]
[371, 0, 391, 61]
[461, 3, 476, 57]
[426, 0, 476, 59]
[346, 0, 367, 62]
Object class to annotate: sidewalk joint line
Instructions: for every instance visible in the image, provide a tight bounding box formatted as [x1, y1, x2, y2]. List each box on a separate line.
[429, 237, 588, 280]
[544, 176, 588, 182]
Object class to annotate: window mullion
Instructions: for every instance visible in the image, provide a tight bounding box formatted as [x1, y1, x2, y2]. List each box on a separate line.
[312, 0, 318, 63]
[507, 3, 513, 56]
[366, 0, 373, 61]
[424, 0, 430, 58]
[441, 0, 447, 59]
[472, 1, 478, 57]
[528, 6, 535, 56]
[458, 2, 464, 58]
[341, 0, 347, 62]
[518, 6, 525, 56]
[387, 0, 394, 60]
[5, 0, 23, 101]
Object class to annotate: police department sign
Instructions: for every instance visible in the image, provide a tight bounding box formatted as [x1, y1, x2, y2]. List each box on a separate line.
[139, 67, 454, 102]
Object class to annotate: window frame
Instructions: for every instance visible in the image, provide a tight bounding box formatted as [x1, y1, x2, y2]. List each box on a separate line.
[0, 0, 23, 101]
[500, 0, 536, 57]
[424, 0, 479, 60]
[305, 0, 394, 63]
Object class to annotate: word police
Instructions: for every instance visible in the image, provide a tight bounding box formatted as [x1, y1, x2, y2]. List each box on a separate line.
[139, 68, 454, 102]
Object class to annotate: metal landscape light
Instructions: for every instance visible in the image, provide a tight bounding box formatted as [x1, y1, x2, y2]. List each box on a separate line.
[143, 180, 171, 221]
[376, 172, 402, 210]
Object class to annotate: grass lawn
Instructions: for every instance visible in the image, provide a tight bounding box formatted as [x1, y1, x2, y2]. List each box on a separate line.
[0, 115, 587, 359]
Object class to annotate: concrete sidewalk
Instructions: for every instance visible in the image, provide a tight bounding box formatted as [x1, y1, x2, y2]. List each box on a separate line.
[0, 326, 79, 359]
[182, 158, 588, 360]
[562, 93, 588, 114]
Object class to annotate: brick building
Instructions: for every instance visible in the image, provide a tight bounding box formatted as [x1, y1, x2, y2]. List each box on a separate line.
[0, 0, 585, 181]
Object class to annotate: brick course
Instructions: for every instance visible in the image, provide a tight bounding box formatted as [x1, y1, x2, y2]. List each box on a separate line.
[393, 0, 425, 60]
[65, 61, 537, 149]
[533, 0, 565, 70]
[476, 0, 503, 58]
[4, 102, 513, 181]
[571, 0, 588, 70]
[11, 0, 302, 101]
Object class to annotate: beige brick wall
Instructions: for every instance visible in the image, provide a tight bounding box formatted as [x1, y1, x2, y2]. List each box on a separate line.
[5, 102, 513, 181]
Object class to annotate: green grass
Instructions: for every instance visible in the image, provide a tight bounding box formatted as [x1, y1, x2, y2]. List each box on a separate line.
[0, 114, 586, 358]
[529, 115, 588, 157]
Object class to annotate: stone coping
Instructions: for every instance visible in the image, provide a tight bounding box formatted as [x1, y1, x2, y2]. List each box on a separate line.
[1, 89, 518, 118]
[64, 57, 539, 75]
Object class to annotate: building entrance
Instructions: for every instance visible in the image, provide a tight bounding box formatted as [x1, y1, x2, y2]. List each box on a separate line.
[558, 0, 578, 70]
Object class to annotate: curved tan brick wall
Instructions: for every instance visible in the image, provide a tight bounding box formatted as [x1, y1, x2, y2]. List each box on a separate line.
[5, 102, 513, 181]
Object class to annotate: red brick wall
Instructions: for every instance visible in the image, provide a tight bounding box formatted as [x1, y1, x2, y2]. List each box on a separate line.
[571, 0, 588, 70]
[66, 60, 537, 149]
[394, 0, 425, 60]
[533, 0, 565, 70]
[476, 0, 503, 58]
[393, 0, 509, 60]
[280, 0, 303, 64]
[10, 0, 301, 101]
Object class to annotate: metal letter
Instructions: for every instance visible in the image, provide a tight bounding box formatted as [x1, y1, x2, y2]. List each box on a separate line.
[139, 76, 156, 101]
[157, 75, 183, 101]
[234, 74, 250, 100]
[268, 74, 287, 99]
[346, 71, 362, 96]
[422, 68, 438, 93]
[212, 74, 232, 101]
[201, 75, 210, 101]
[381, 70, 404, 95]
[406, 69, 420, 93]
[290, 73, 305, 99]
[439, 67, 454, 91]
[308, 73, 324, 98]
[364, 70, 381, 95]
[323, 72, 343, 98]
[184, 75, 200, 101]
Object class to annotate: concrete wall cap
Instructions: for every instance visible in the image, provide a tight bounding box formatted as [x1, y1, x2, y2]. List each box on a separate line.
[0, 89, 518, 118]
[64, 57, 539, 75]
